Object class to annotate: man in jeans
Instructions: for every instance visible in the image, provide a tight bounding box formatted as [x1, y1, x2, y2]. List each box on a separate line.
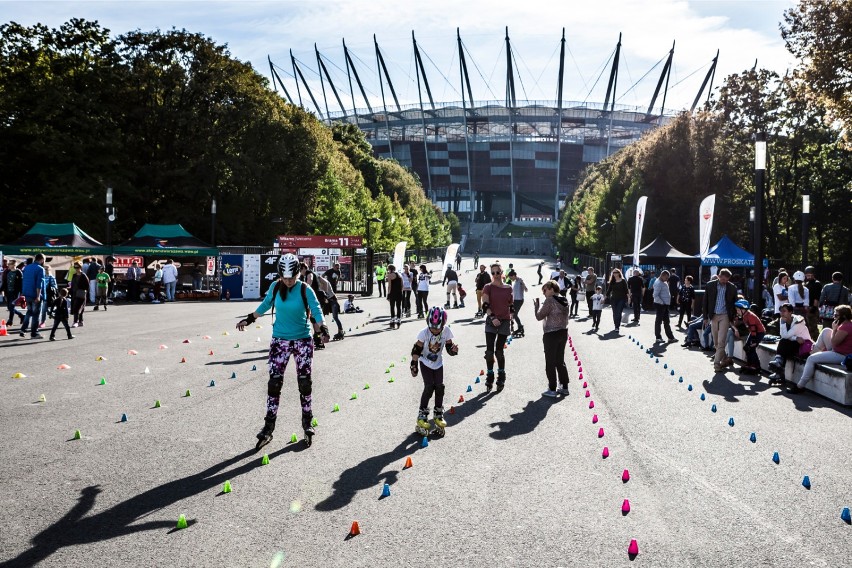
[653, 270, 676, 343]
[584, 267, 597, 315]
[20, 253, 46, 339]
[627, 269, 644, 323]
[702, 268, 738, 372]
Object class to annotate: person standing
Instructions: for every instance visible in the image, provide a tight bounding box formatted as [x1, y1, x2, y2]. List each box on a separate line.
[192, 265, 203, 290]
[627, 269, 644, 324]
[409, 306, 458, 437]
[152, 263, 163, 303]
[584, 267, 597, 315]
[606, 268, 629, 333]
[474, 264, 491, 317]
[93, 265, 110, 311]
[375, 262, 387, 297]
[71, 262, 89, 327]
[702, 268, 738, 372]
[788, 271, 810, 315]
[400, 264, 413, 317]
[590, 286, 605, 330]
[161, 259, 178, 302]
[48, 287, 74, 341]
[481, 263, 513, 392]
[803, 266, 822, 308]
[772, 272, 790, 316]
[236, 253, 328, 449]
[533, 280, 571, 397]
[667, 268, 681, 309]
[386, 265, 403, 328]
[676, 275, 695, 327]
[568, 276, 580, 317]
[442, 264, 459, 309]
[125, 261, 141, 303]
[322, 263, 342, 294]
[473, 250, 479, 270]
[508, 269, 528, 336]
[20, 253, 46, 339]
[537, 260, 544, 285]
[86, 258, 100, 304]
[455, 251, 462, 271]
[415, 265, 431, 318]
[818, 272, 851, 327]
[652, 270, 676, 343]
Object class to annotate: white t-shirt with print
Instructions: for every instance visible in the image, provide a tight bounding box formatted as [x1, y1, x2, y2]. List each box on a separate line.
[416, 272, 430, 292]
[416, 326, 454, 370]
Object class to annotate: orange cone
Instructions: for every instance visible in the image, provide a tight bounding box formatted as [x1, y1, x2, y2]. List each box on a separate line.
[208, 350, 214, 355]
[404, 456, 413, 469]
[349, 521, 361, 536]
[0, 319, 7, 336]
[458, 395, 465, 403]
[479, 369, 484, 375]
[180, 357, 186, 363]
[449, 405, 455, 414]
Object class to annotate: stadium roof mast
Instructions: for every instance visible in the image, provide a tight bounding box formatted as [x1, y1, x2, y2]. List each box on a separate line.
[291, 49, 324, 119]
[506, 27, 517, 222]
[343, 39, 374, 116]
[412, 31, 433, 198]
[315, 44, 347, 118]
[374, 35, 398, 159]
[691, 50, 720, 112]
[555, 28, 566, 221]
[268, 55, 294, 104]
[646, 41, 675, 121]
[457, 28, 475, 220]
[603, 32, 622, 158]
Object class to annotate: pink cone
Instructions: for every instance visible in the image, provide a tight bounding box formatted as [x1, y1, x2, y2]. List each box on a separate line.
[622, 469, 630, 482]
[602, 446, 609, 458]
[622, 499, 631, 514]
[578, 366, 583, 373]
[582, 381, 588, 388]
[628, 539, 639, 555]
[598, 427, 605, 438]
[585, 390, 590, 398]
[592, 414, 598, 423]
[578, 373, 584, 380]
[589, 400, 595, 409]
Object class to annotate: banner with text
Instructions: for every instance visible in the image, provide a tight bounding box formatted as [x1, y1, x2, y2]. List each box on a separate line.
[698, 194, 716, 260]
[633, 196, 648, 267]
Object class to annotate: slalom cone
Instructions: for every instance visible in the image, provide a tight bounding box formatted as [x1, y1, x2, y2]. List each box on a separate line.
[475, 377, 480, 384]
[592, 414, 598, 424]
[749, 432, 757, 443]
[772, 451, 780, 464]
[598, 427, 605, 438]
[38, 394, 46, 402]
[841, 507, 851, 524]
[143, 367, 150, 374]
[349, 521, 361, 537]
[388, 377, 395, 383]
[449, 405, 455, 414]
[711, 404, 717, 413]
[128, 350, 138, 355]
[159, 344, 168, 350]
[332, 404, 340, 412]
[622, 499, 631, 514]
[622, 469, 630, 483]
[585, 390, 590, 398]
[628, 539, 639, 556]
[466, 385, 472, 392]
[184, 389, 191, 397]
[582, 381, 587, 388]
[251, 365, 257, 371]
[802, 475, 811, 489]
[222, 331, 229, 336]
[182, 339, 191, 343]
[234, 343, 239, 348]
[364, 383, 370, 390]
[480, 369, 484, 375]
[202, 335, 211, 339]
[602, 446, 609, 458]
[96, 356, 106, 361]
[671, 370, 676, 376]
[176, 514, 188, 530]
[209, 350, 214, 355]
[73, 429, 82, 440]
[380, 483, 391, 498]
[589, 400, 595, 409]
[209, 380, 216, 387]
[230, 372, 237, 379]
[58, 364, 70, 370]
[700, 393, 706, 400]
[311, 417, 318, 427]
[404, 456, 413, 469]
[728, 417, 735, 426]
[154, 400, 161, 408]
[180, 357, 187, 363]
[120, 413, 128, 422]
[261, 454, 270, 465]
[687, 384, 693, 391]
[12, 372, 26, 378]
[290, 433, 298, 443]
[222, 480, 232, 493]
[664, 363, 668, 369]
[0, 319, 6, 336]
[350, 392, 358, 400]
[421, 436, 429, 448]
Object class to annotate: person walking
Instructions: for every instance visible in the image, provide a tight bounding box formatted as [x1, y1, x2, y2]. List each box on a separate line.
[86, 257, 100, 304]
[590, 285, 605, 330]
[386, 264, 403, 328]
[537, 261, 544, 285]
[474, 264, 491, 317]
[676, 275, 695, 327]
[667, 268, 681, 309]
[455, 251, 462, 271]
[125, 261, 142, 303]
[152, 264, 163, 303]
[481, 263, 513, 392]
[790, 305, 852, 394]
[48, 287, 74, 341]
[415, 264, 431, 318]
[409, 306, 458, 437]
[3, 262, 23, 326]
[236, 253, 329, 449]
[70, 262, 89, 327]
[442, 264, 459, 309]
[584, 267, 597, 315]
[568, 276, 580, 317]
[473, 250, 479, 270]
[20, 253, 46, 339]
[40, 265, 58, 327]
[534, 280, 571, 397]
[508, 269, 528, 336]
[652, 270, 676, 343]
[162, 259, 179, 302]
[627, 269, 644, 324]
[606, 268, 629, 333]
[702, 268, 738, 372]
[401, 264, 413, 317]
[375, 262, 387, 297]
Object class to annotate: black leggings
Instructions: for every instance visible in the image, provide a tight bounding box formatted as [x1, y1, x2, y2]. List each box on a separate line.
[677, 302, 692, 326]
[542, 329, 569, 390]
[402, 290, 411, 313]
[419, 363, 445, 409]
[484, 331, 508, 373]
[512, 300, 524, 328]
[416, 290, 429, 316]
[389, 297, 402, 319]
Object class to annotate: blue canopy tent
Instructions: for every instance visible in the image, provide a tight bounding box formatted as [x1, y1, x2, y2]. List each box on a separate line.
[700, 235, 754, 266]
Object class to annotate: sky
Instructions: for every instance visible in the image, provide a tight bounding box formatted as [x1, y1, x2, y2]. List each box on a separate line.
[1, 0, 798, 115]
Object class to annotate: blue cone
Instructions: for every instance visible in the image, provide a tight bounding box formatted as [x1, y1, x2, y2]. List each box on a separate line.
[688, 385, 693, 391]
[711, 404, 717, 413]
[802, 475, 811, 489]
[655, 358, 660, 364]
[663, 363, 668, 369]
[699, 392, 705, 400]
[475, 377, 481, 384]
[649, 353, 654, 359]
[678, 377, 683, 383]
[381, 483, 391, 498]
[671, 370, 675, 376]
[209, 380, 216, 387]
[841, 507, 851, 523]
[772, 451, 780, 464]
[251, 365, 257, 371]
[750, 432, 757, 443]
[728, 417, 735, 426]
[466, 385, 473, 392]
[230, 372, 237, 379]
[421, 436, 429, 448]
[120, 413, 128, 422]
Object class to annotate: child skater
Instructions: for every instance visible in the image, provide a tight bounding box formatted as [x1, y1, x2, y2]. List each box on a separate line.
[409, 306, 458, 437]
[49, 287, 74, 341]
[591, 285, 605, 331]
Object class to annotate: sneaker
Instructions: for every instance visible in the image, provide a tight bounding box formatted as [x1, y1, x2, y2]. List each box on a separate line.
[19, 331, 25, 337]
[542, 390, 558, 398]
[72, 322, 79, 328]
[152, 300, 160, 304]
[787, 385, 802, 394]
[31, 333, 44, 339]
[67, 335, 75, 340]
[78, 322, 84, 327]
[556, 386, 570, 395]
[655, 337, 663, 343]
[93, 306, 99, 311]
[49, 336, 56, 341]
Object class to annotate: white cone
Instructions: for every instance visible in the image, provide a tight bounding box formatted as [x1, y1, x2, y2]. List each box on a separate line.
[143, 367, 150, 374]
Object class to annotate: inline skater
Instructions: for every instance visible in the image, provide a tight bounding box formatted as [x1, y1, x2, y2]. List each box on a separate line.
[508, 269, 528, 337]
[474, 264, 491, 317]
[409, 306, 458, 436]
[442, 264, 459, 309]
[481, 263, 514, 392]
[237, 253, 329, 449]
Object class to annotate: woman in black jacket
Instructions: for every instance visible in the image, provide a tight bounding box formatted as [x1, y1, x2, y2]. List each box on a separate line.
[606, 268, 629, 332]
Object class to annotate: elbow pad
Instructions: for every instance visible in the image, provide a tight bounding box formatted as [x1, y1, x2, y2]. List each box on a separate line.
[509, 304, 515, 314]
[411, 343, 424, 357]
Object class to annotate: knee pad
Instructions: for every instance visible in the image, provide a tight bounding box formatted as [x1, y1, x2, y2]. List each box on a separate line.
[267, 374, 284, 397]
[297, 374, 312, 396]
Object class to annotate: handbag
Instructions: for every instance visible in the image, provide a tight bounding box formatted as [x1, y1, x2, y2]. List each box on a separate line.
[798, 339, 813, 358]
[818, 285, 844, 320]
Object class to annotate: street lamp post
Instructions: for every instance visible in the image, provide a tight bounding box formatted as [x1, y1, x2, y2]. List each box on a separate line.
[211, 199, 217, 247]
[105, 187, 115, 257]
[753, 132, 766, 307]
[365, 217, 382, 296]
[801, 193, 810, 266]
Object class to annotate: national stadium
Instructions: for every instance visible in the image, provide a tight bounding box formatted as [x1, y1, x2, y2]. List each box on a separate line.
[269, 30, 719, 222]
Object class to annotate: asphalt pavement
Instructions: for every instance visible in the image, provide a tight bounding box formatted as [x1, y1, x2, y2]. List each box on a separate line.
[1, 255, 850, 567]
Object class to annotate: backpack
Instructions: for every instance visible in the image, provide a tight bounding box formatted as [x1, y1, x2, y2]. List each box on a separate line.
[271, 280, 314, 324]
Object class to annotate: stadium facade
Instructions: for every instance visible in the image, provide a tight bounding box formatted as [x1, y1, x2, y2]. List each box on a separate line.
[270, 30, 718, 222]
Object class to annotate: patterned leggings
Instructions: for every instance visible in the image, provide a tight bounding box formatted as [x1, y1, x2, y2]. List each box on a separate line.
[267, 337, 314, 428]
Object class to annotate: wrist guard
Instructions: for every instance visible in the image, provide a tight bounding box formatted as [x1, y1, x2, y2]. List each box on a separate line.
[411, 342, 424, 357]
[320, 324, 329, 337]
[245, 312, 257, 325]
[481, 301, 490, 313]
[445, 342, 458, 356]
[410, 359, 419, 376]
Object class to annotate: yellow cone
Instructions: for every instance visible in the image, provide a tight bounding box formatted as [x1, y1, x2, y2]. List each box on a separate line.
[12, 372, 26, 379]
[38, 394, 46, 402]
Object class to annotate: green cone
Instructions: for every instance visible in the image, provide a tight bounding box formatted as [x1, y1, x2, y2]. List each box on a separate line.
[261, 454, 270, 465]
[73, 429, 82, 440]
[388, 377, 395, 383]
[290, 433, 298, 443]
[311, 417, 318, 427]
[364, 383, 370, 390]
[332, 404, 340, 412]
[350, 392, 358, 400]
[176, 514, 188, 529]
[99, 378, 106, 385]
[185, 389, 191, 397]
[154, 400, 161, 408]
[222, 480, 232, 494]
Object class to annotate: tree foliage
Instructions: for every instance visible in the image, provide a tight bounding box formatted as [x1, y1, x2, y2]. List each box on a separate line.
[0, 20, 449, 250]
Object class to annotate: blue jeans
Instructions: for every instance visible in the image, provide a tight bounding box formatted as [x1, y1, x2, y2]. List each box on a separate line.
[165, 281, 177, 301]
[23, 296, 41, 335]
[611, 299, 626, 329]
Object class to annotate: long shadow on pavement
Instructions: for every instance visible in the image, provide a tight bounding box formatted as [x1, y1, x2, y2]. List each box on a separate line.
[315, 391, 494, 512]
[488, 396, 563, 440]
[0, 444, 304, 567]
[702, 372, 769, 403]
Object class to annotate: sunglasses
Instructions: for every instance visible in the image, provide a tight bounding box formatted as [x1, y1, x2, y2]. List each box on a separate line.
[491, 271, 502, 275]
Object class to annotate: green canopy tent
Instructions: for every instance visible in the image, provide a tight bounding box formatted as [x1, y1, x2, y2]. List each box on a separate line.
[113, 224, 218, 257]
[0, 222, 109, 256]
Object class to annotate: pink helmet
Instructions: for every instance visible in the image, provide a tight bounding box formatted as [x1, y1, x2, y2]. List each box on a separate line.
[426, 306, 447, 330]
